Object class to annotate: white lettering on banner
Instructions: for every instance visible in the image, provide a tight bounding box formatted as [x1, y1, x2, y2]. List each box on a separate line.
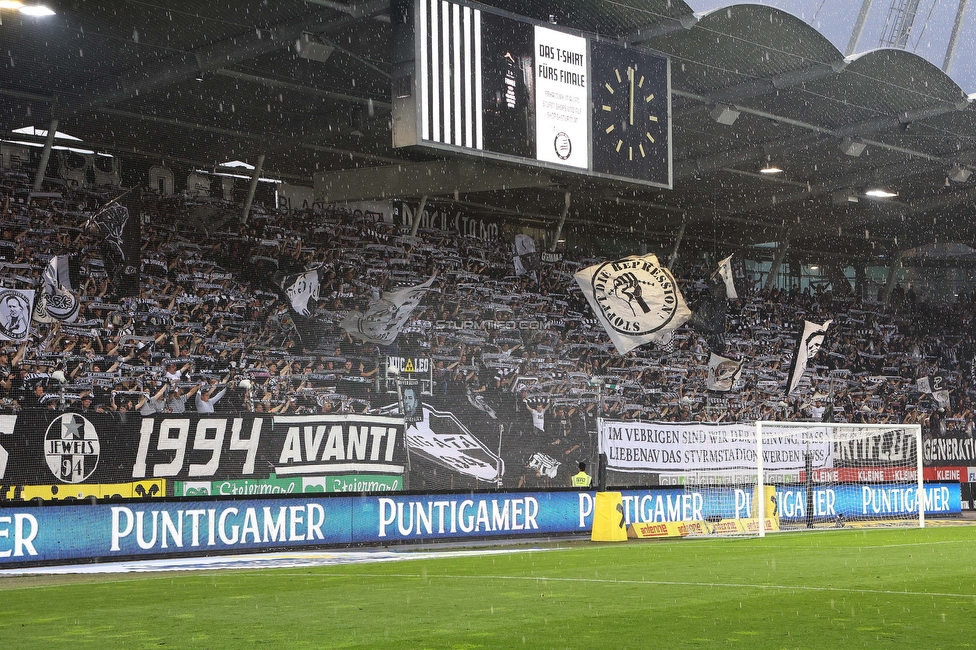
[923, 437, 976, 463]
[397, 204, 500, 241]
[132, 417, 263, 478]
[274, 415, 404, 476]
[376, 497, 539, 538]
[620, 493, 703, 525]
[110, 504, 325, 552]
[858, 485, 950, 515]
[277, 425, 398, 468]
[837, 432, 914, 463]
[0, 514, 38, 557]
[578, 493, 593, 529]
[778, 489, 838, 519]
[601, 421, 833, 472]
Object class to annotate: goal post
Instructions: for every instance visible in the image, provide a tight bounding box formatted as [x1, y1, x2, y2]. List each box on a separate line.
[600, 419, 931, 538]
[753, 421, 924, 536]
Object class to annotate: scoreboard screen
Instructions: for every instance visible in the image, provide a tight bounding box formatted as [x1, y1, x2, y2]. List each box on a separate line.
[392, 0, 672, 188]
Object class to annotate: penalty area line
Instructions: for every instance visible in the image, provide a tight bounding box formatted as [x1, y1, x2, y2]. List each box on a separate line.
[341, 573, 976, 600]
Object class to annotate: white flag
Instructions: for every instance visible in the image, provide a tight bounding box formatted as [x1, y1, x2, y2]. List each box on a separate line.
[341, 276, 435, 345]
[717, 254, 738, 300]
[283, 269, 320, 316]
[916, 376, 932, 394]
[573, 253, 691, 355]
[37, 255, 79, 322]
[787, 319, 832, 395]
[0, 289, 34, 341]
[707, 352, 743, 392]
[917, 375, 951, 409]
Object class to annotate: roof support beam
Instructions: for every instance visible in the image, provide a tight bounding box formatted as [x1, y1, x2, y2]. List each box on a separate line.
[97, 107, 405, 165]
[304, 0, 389, 19]
[313, 161, 555, 202]
[550, 192, 571, 253]
[944, 0, 971, 73]
[676, 60, 847, 113]
[241, 154, 266, 225]
[215, 69, 391, 110]
[846, 0, 875, 55]
[32, 119, 58, 191]
[764, 239, 790, 293]
[62, 5, 389, 117]
[620, 13, 699, 45]
[672, 88, 970, 183]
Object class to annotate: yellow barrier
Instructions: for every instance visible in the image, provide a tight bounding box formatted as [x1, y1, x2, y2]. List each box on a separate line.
[591, 491, 628, 542]
[752, 485, 780, 528]
[4, 480, 166, 502]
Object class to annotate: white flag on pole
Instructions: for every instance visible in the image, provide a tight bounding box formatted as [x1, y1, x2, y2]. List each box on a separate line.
[707, 352, 744, 392]
[341, 276, 435, 345]
[573, 253, 691, 355]
[283, 269, 320, 316]
[717, 254, 738, 300]
[787, 319, 832, 395]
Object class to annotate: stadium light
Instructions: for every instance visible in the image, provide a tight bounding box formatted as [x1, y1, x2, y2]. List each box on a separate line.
[948, 164, 971, 183]
[865, 188, 897, 198]
[18, 4, 56, 15]
[710, 104, 740, 125]
[839, 137, 866, 157]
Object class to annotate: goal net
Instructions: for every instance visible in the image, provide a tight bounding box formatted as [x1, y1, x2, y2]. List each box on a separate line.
[683, 421, 924, 536]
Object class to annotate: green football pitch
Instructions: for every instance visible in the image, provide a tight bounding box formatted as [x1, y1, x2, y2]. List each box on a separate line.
[2, 526, 975, 649]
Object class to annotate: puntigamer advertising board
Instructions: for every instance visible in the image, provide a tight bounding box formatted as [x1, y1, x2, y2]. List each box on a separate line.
[0, 484, 960, 566]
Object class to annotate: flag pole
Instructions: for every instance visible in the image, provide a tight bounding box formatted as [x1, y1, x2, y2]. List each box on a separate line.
[84, 185, 140, 228]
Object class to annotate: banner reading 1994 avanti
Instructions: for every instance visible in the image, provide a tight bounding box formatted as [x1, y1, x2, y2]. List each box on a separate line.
[0, 412, 407, 501]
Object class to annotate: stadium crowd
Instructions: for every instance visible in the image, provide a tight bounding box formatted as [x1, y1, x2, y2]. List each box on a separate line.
[0, 166, 973, 443]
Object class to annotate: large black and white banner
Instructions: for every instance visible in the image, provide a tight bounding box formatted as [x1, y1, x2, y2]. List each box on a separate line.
[0, 412, 408, 500]
[922, 432, 976, 466]
[406, 404, 504, 483]
[600, 421, 832, 473]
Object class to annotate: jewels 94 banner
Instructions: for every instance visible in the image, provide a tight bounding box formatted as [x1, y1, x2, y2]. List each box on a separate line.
[0, 412, 406, 501]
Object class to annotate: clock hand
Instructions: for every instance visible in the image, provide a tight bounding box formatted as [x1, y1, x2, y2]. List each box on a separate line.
[628, 66, 635, 126]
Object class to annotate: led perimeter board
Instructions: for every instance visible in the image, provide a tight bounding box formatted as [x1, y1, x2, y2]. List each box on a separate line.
[391, 0, 672, 189]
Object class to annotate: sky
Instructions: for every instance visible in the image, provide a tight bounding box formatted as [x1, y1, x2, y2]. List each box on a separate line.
[687, 0, 976, 92]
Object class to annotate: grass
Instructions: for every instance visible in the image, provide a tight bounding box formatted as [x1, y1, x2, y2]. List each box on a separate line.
[1, 527, 976, 648]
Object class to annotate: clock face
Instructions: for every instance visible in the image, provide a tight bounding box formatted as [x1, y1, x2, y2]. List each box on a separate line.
[590, 41, 670, 185]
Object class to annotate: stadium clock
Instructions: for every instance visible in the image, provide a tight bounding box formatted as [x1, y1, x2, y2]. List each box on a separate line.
[590, 41, 670, 185]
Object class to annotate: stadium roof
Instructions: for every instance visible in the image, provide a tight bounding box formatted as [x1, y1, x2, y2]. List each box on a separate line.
[1, 0, 976, 263]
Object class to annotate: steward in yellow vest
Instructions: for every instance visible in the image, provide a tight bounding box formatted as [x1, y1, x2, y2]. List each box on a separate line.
[571, 461, 593, 488]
